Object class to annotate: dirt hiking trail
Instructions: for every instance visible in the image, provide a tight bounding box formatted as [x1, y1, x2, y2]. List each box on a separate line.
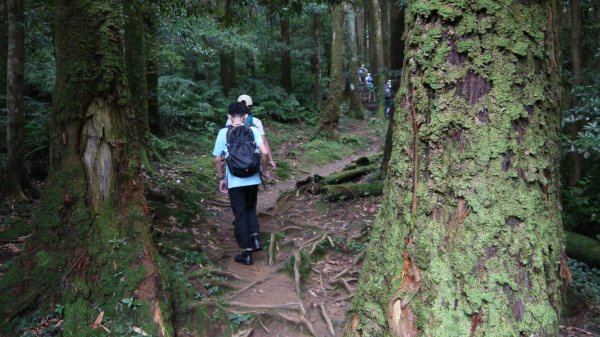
[195, 120, 382, 336]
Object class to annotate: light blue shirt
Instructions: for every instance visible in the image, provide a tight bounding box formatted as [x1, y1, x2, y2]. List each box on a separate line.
[212, 126, 263, 189]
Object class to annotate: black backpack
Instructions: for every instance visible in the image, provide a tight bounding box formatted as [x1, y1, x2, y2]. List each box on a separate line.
[226, 125, 261, 177]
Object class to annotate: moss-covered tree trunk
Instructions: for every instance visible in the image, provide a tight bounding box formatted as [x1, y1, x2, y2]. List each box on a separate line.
[6, 0, 26, 200]
[1, 1, 174, 335]
[281, 15, 292, 93]
[345, 0, 564, 336]
[311, 12, 322, 111]
[145, 7, 164, 136]
[124, 0, 150, 164]
[318, 4, 345, 139]
[346, 2, 363, 119]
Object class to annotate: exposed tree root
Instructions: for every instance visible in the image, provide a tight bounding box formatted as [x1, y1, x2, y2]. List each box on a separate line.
[319, 302, 335, 336]
[332, 277, 356, 293]
[278, 312, 319, 337]
[330, 249, 365, 283]
[293, 251, 302, 297]
[232, 328, 253, 337]
[268, 232, 276, 266]
[227, 278, 269, 300]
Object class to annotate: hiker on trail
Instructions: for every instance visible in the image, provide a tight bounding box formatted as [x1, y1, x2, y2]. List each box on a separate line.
[366, 73, 375, 102]
[226, 94, 277, 178]
[214, 102, 270, 266]
[358, 64, 368, 85]
[385, 80, 393, 118]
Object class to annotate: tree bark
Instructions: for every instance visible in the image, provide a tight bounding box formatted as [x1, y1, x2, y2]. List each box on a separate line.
[568, 0, 582, 186]
[380, 0, 390, 71]
[346, 3, 363, 119]
[0, 3, 6, 112]
[345, 0, 564, 335]
[311, 13, 322, 111]
[380, 103, 394, 176]
[389, 3, 405, 91]
[318, 4, 345, 139]
[6, 0, 26, 200]
[145, 6, 164, 136]
[281, 15, 292, 92]
[1, 1, 175, 334]
[124, 0, 149, 164]
[356, 6, 366, 63]
[368, 0, 386, 117]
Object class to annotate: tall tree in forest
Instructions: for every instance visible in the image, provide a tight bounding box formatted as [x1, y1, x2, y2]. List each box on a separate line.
[318, 3, 345, 138]
[346, 2, 363, 119]
[367, 0, 385, 116]
[0, 1, 175, 334]
[344, 0, 564, 335]
[389, 2, 404, 90]
[356, 6, 366, 62]
[0, 3, 6, 112]
[6, 0, 26, 200]
[567, 0, 582, 186]
[218, 0, 236, 94]
[124, 0, 150, 162]
[380, 0, 390, 71]
[311, 11, 323, 111]
[281, 13, 292, 92]
[145, 7, 164, 136]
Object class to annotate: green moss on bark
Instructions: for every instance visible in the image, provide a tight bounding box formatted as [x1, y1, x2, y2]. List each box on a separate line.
[346, 0, 563, 336]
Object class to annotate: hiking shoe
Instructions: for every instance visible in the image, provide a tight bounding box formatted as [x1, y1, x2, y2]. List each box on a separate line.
[250, 233, 262, 252]
[234, 251, 253, 265]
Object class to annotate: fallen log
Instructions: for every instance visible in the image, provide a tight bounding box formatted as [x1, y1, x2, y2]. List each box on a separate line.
[321, 181, 384, 201]
[321, 164, 378, 186]
[565, 231, 600, 269]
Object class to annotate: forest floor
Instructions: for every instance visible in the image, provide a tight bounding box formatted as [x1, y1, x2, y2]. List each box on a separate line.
[1, 114, 599, 336]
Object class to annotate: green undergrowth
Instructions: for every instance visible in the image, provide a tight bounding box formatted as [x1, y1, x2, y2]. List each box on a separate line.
[303, 134, 365, 165]
[568, 259, 600, 305]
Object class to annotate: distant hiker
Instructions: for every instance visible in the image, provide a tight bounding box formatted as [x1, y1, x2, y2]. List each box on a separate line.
[214, 102, 270, 265]
[385, 80, 393, 118]
[226, 94, 277, 178]
[358, 64, 368, 85]
[366, 73, 375, 102]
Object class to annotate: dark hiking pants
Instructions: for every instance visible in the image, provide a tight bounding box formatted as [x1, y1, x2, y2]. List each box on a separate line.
[228, 185, 259, 249]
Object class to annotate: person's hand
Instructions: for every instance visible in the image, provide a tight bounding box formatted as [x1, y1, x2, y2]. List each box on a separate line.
[219, 179, 228, 194]
[269, 160, 277, 170]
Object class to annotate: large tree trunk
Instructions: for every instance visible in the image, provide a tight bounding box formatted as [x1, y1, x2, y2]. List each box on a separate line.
[0, 3, 6, 113]
[356, 6, 366, 63]
[380, 0, 390, 71]
[145, 7, 164, 136]
[1, 1, 175, 334]
[346, 3, 363, 119]
[318, 4, 345, 139]
[389, 3, 404, 91]
[280, 15, 292, 93]
[345, 0, 564, 335]
[311, 13, 322, 111]
[124, 0, 150, 164]
[567, 0, 582, 186]
[6, 0, 26, 200]
[368, 0, 386, 116]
